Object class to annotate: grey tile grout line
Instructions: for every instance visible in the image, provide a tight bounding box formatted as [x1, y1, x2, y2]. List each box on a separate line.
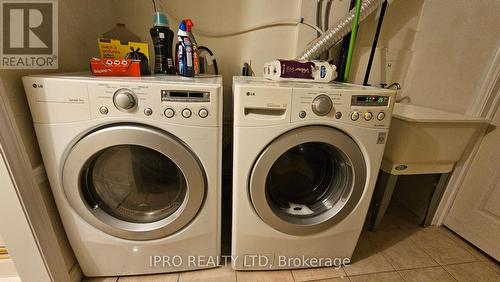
[399, 229, 443, 268]
[440, 227, 491, 261]
[440, 263, 461, 282]
[394, 270, 406, 281]
[345, 268, 398, 278]
[396, 266, 459, 282]
[297, 275, 352, 282]
[406, 228, 484, 267]
[290, 268, 297, 282]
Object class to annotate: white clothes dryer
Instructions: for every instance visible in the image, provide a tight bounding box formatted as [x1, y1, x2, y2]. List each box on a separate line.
[23, 73, 222, 277]
[231, 76, 395, 270]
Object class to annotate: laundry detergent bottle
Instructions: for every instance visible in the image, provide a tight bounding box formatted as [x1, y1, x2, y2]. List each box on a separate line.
[176, 20, 194, 77]
[150, 11, 176, 74]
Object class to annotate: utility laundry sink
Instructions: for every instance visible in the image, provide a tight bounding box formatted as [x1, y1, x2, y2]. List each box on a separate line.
[381, 103, 489, 175]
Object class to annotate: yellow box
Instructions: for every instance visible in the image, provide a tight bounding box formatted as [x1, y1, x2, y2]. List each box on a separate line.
[98, 38, 150, 60]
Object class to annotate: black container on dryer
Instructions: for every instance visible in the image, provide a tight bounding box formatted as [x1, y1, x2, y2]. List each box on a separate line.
[150, 11, 176, 74]
[176, 20, 195, 77]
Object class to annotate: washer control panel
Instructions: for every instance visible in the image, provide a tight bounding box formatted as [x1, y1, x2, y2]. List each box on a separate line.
[88, 81, 220, 126]
[291, 88, 395, 128]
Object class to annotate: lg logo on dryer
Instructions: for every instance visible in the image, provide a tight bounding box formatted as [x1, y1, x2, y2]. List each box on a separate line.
[246, 91, 255, 96]
[0, 0, 58, 69]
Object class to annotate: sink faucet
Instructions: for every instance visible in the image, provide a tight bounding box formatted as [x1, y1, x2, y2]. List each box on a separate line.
[380, 82, 401, 90]
[380, 82, 408, 102]
[396, 96, 411, 103]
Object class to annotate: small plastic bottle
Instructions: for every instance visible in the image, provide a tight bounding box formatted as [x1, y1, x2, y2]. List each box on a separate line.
[176, 20, 194, 77]
[184, 19, 199, 75]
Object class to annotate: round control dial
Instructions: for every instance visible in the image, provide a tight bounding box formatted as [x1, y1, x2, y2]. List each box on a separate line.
[99, 106, 108, 115]
[377, 112, 386, 121]
[164, 108, 175, 118]
[113, 88, 137, 111]
[144, 108, 153, 116]
[351, 111, 360, 121]
[364, 112, 373, 121]
[182, 108, 192, 118]
[198, 108, 208, 118]
[311, 95, 333, 116]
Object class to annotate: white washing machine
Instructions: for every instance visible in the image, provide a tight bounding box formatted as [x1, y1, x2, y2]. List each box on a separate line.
[22, 73, 222, 277]
[232, 77, 395, 270]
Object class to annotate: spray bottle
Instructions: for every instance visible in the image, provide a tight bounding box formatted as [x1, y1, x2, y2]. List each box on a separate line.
[176, 20, 194, 77]
[184, 19, 199, 75]
[150, 11, 176, 74]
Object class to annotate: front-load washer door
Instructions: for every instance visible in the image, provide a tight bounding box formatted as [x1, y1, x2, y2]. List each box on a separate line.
[63, 124, 206, 240]
[250, 126, 366, 236]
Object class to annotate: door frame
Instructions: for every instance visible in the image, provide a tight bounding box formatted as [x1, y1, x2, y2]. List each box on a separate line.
[433, 45, 500, 225]
[0, 79, 81, 281]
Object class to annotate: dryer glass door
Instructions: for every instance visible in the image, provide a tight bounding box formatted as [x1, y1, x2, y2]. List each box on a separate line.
[82, 144, 187, 224]
[63, 124, 206, 240]
[250, 126, 366, 235]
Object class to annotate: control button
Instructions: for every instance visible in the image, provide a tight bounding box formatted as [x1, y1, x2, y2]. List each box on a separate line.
[364, 112, 373, 121]
[198, 108, 208, 118]
[299, 111, 307, 119]
[311, 95, 333, 116]
[99, 106, 108, 115]
[164, 108, 175, 118]
[377, 112, 386, 121]
[351, 111, 359, 121]
[335, 112, 342, 119]
[113, 88, 137, 111]
[182, 108, 192, 118]
[144, 108, 153, 116]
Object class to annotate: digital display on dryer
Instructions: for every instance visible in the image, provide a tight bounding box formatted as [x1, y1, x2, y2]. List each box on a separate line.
[161, 90, 210, 102]
[351, 95, 389, 106]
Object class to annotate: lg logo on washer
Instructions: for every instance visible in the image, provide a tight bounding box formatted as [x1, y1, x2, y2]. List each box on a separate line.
[0, 0, 58, 69]
[246, 91, 255, 96]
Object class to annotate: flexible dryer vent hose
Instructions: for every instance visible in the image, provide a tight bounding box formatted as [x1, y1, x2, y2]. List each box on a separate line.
[297, 0, 383, 60]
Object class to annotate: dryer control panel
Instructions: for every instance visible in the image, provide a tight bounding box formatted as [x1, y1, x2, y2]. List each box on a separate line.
[291, 88, 394, 128]
[233, 77, 395, 129]
[23, 75, 222, 125]
[88, 82, 220, 127]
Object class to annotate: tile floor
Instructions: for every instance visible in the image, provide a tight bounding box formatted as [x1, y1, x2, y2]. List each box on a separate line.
[83, 205, 499, 282]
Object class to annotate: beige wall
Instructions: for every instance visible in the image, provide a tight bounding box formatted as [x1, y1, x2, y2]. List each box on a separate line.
[401, 0, 500, 114]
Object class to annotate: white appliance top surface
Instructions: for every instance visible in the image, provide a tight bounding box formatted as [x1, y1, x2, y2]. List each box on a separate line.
[233, 76, 394, 93]
[393, 103, 489, 123]
[26, 72, 223, 86]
